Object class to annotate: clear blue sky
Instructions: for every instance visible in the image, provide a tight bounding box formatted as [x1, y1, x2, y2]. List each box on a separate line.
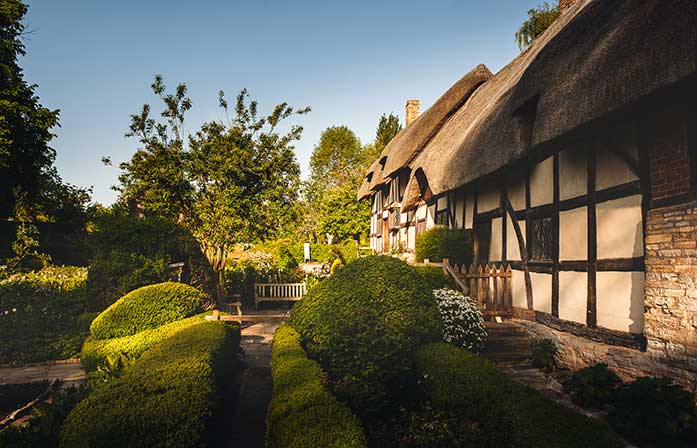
[23, 0, 541, 205]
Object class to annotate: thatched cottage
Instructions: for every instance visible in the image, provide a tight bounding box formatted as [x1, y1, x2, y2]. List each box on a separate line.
[358, 0, 697, 386]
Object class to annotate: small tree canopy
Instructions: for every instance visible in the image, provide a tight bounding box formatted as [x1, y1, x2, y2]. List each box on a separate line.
[514, 2, 560, 50]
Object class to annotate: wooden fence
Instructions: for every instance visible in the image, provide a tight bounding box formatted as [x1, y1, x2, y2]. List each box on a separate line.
[443, 259, 513, 317]
[254, 283, 307, 308]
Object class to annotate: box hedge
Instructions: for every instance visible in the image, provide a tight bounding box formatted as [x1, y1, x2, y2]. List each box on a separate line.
[288, 256, 442, 415]
[59, 321, 240, 448]
[89, 282, 209, 340]
[266, 325, 367, 448]
[414, 343, 623, 448]
[80, 313, 209, 371]
[414, 227, 472, 266]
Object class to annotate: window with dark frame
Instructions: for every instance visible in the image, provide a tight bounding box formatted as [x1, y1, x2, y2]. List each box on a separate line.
[416, 219, 427, 236]
[529, 216, 554, 262]
[434, 209, 449, 226]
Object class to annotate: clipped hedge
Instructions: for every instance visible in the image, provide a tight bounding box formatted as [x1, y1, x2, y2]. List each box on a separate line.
[414, 265, 455, 290]
[80, 313, 208, 371]
[89, 282, 208, 340]
[414, 343, 623, 448]
[60, 321, 240, 448]
[288, 256, 442, 415]
[266, 325, 367, 448]
[414, 227, 472, 266]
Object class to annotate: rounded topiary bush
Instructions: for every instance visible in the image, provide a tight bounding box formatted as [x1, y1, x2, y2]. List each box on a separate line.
[288, 256, 442, 416]
[89, 282, 209, 340]
[414, 227, 473, 266]
[433, 289, 487, 353]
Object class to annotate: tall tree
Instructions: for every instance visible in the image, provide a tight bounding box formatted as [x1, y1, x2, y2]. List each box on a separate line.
[308, 126, 363, 193]
[117, 77, 308, 296]
[514, 2, 560, 50]
[0, 0, 61, 219]
[374, 112, 401, 153]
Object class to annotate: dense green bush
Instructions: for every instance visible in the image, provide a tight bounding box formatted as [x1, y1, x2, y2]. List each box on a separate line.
[563, 363, 622, 408]
[81, 313, 209, 371]
[609, 377, 697, 448]
[414, 343, 623, 448]
[414, 265, 454, 290]
[414, 227, 472, 266]
[89, 282, 208, 340]
[266, 325, 367, 448]
[288, 256, 442, 416]
[0, 266, 93, 365]
[60, 321, 240, 448]
[86, 213, 215, 311]
[0, 386, 89, 448]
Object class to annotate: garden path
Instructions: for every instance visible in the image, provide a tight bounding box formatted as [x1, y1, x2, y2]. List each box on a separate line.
[0, 360, 85, 389]
[226, 320, 281, 448]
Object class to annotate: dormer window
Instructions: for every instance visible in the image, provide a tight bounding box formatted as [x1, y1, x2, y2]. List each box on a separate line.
[379, 156, 387, 169]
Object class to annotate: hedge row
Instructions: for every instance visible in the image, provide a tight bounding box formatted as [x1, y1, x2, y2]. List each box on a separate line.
[414, 343, 623, 448]
[60, 321, 240, 448]
[266, 325, 367, 448]
[80, 313, 209, 371]
[89, 282, 208, 340]
[414, 227, 472, 266]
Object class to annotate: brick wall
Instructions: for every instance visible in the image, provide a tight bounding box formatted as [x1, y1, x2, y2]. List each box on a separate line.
[647, 109, 691, 201]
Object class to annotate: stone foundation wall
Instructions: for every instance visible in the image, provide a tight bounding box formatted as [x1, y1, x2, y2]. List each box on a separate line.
[514, 319, 696, 389]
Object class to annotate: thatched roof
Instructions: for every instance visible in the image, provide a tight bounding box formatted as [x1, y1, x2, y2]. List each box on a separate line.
[362, 0, 697, 203]
[357, 64, 493, 199]
[412, 0, 697, 196]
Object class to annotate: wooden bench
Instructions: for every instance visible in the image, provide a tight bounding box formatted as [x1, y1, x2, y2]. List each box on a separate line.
[254, 283, 306, 309]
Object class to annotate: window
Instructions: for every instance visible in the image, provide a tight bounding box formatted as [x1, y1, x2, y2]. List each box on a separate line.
[530, 216, 554, 261]
[416, 219, 427, 236]
[435, 209, 449, 226]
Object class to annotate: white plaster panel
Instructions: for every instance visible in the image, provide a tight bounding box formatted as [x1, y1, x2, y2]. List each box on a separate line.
[454, 193, 464, 228]
[490, 217, 503, 262]
[465, 193, 474, 229]
[559, 146, 587, 200]
[477, 185, 500, 213]
[512, 269, 528, 309]
[426, 204, 435, 228]
[596, 195, 644, 259]
[508, 176, 526, 211]
[531, 272, 552, 314]
[597, 271, 645, 334]
[530, 156, 553, 207]
[407, 226, 416, 251]
[416, 204, 426, 220]
[437, 196, 448, 210]
[559, 207, 587, 260]
[506, 217, 525, 261]
[596, 146, 639, 191]
[558, 271, 587, 324]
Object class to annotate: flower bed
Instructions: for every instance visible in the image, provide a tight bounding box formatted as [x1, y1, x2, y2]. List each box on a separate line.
[433, 288, 487, 352]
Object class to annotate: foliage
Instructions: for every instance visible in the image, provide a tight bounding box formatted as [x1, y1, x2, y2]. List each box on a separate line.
[514, 2, 560, 50]
[266, 325, 367, 448]
[0, 266, 91, 365]
[414, 265, 454, 290]
[115, 77, 309, 297]
[6, 222, 51, 271]
[608, 377, 697, 448]
[86, 211, 214, 311]
[309, 126, 364, 193]
[0, 382, 49, 417]
[433, 289, 486, 353]
[563, 363, 621, 408]
[414, 227, 472, 266]
[288, 256, 442, 417]
[374, 113, 402, 153]
[0, 386, 89, 448]
[414, 343, 624, 448]
[317, 177, 370, 242]
[330, 257, 343, 275]
[59, 321, 240, 448]
[80, 313, 208, 372]
[531, 338, 557, 370]
[89, 282, 208, 340]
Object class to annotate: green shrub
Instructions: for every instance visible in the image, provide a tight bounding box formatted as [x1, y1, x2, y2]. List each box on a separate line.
[89, 282, 209, 340]
[414, 265, 455, 290]
[433, 289, 487, 353]
[609, 377, 697, 448]
[330, 257, 343, 275]
[414, 227, 472, 266]
[266, 325, 367, 448]
[86, 213, 215, 311]
[531, 338, 557, 370]
[414, 343, 623, 448]
[0, 266, 91, 365]
[563, 363, 622, 408]
[60, 321, 240, 448]
[288, 256, 442, 416]
[80, 313, 209, 371]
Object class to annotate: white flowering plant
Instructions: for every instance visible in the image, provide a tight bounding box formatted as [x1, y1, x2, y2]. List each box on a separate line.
[433, 288, 487, 353]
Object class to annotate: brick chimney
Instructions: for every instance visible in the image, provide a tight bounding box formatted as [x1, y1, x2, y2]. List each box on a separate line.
[405, 99, 420, 126]
[559, 0, 576, 12]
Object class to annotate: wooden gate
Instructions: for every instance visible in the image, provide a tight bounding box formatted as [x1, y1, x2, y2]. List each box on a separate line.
[443, 259, 513, 317]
